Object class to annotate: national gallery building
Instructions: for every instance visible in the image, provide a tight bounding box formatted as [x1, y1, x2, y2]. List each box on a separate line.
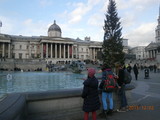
[0, 21, 102, 64]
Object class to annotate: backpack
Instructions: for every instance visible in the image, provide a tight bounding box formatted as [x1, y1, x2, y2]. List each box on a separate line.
[124, 69, 132, 84]
[103, 71, 116, 92]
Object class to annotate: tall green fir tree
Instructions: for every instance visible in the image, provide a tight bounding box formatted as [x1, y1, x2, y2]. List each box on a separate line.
[102, 0, 125, 67]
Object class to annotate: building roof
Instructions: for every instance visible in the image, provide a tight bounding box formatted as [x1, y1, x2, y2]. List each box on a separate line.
[48, 20, 61, 33]
[145, 42, 160, 50]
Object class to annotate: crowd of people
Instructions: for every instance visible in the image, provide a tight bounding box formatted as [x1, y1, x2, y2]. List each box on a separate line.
[81, 63, 134, 120]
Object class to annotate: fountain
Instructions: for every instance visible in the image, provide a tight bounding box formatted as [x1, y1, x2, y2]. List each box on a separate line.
[0, 71, 89, 94]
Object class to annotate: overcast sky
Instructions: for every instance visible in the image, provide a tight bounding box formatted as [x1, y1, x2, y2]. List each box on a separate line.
[0, 0, 159, 47]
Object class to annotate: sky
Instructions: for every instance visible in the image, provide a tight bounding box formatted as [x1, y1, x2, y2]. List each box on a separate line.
[0, 0, 159, 47]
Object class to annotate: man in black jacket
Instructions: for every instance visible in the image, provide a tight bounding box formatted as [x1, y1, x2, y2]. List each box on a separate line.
[117, 64, 128, 112]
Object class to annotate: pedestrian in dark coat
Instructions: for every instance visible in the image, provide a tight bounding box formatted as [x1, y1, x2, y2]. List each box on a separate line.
[127, 64, 132, 73]
[82, 68, 100, 120]
[133, 64, 139, 80]
[117, 64, 128, 112]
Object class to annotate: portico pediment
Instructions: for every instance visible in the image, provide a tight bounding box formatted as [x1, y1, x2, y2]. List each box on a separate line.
[145, 42, 159, 50]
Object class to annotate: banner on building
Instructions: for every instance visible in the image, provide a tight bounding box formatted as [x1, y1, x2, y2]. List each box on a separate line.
[69, 46, 72, 56]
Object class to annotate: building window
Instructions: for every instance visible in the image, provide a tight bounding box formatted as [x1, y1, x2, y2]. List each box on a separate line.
[25, 53, 28, 58]
[37, 54, 40, 58]
[27, 45, 29, 49]
[12, 45, 14, 49]
[138, 55, 141, 59]
[31, 53, 35, 58]
[81, 48, 83, 52]
[12, 53, 15, 58]
[19, 53, 22, 59]
[20, 45, 22, 49]
[81, 55, 84, 59]
[86, 55, 89, 59]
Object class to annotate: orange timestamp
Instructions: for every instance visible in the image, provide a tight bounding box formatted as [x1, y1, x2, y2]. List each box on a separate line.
[128, 106, 154, 110]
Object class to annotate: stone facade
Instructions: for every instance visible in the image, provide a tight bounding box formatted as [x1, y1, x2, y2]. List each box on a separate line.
[0, 20, 129, 71]
[130, 46, 148, 60]
[0, 21, 103, 66]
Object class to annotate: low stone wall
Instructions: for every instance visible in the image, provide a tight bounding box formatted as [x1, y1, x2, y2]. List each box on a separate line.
[0, 61, 14, 70]
[0, 85, 135, 120]
[0, 94, 26, 120]
[25, 88, 84, 120]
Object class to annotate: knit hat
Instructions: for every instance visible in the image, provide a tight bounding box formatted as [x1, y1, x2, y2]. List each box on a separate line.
[87, 68, 96, 78]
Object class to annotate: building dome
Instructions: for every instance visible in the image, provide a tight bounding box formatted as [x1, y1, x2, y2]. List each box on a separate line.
[48, 20, 62, 37]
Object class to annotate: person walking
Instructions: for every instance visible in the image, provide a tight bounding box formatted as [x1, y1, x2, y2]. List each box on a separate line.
[81, 68, 100, 120]
[133, 64, 139, 80]
[127, 64, 132, 73]
[153, 64, 157, 73]
[117, 64, 128, 112]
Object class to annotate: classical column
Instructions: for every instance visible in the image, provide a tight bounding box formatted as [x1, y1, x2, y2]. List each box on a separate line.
[2, 43, 5, 57]
[153, 50, 154, 58]
[59, 44, 61, 58]
[46, 43, 48, 58]
[148, 50, 150, 58]
[29, 44, 31, 58]
[68, 44, 70, 58]
[92, 48, 93, 59]
[149, 50, 152, 58]
[91, 48, 93, 59]
[8, 43, 11, 58]
[94, 48, 96, 60]
[147, 51, 149, 59]
[71, 45, 73, 58]
[75, 46, 78, 59]
[152, 50, 154, 58]
[51, 43, 53, 58]
[55, 43, 57, 58]
[154, 49, 157, 58]
[41, 43, 43, 59]
[90, 48, 92, 59]
[64, 44, 66, 58]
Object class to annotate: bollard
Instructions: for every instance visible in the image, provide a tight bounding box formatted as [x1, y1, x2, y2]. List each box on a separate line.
[144, 68, 149, 79]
